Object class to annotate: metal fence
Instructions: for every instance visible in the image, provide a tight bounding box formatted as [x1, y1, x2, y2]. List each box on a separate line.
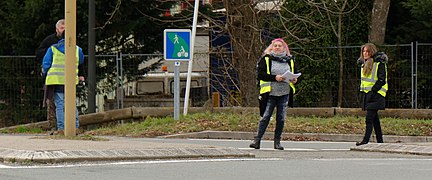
[0, 54, 160, 127]
[0, 53, 208, 127]
[0, 43, 431, 127]
[209, 43, 432, 108]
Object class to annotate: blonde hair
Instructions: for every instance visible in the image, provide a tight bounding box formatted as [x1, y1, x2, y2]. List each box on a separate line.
[360, 43, 377, 76]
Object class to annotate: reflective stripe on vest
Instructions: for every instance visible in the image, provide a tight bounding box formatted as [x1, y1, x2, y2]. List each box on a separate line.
[289, 59, 296, 94]
[360, 62, 388, 97]
[45, 46, 79, 85]
[259, 57, 271, 94]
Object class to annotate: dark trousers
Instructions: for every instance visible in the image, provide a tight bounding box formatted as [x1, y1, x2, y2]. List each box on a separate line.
[362, 109, 384, 143]
[46, 97, 57, 130]
[45, 86, 56, 131]
[259, 93, 269, 117]
[255, 94, 288, 140]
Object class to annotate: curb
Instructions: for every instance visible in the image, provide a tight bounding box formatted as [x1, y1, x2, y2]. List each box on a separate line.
[0, 148, 254, 164]
[351, 143, 432, 156]
[160, 131, 432, 143]
[161, 131, 432, 156]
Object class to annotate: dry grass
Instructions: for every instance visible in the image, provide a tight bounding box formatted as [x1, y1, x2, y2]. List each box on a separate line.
[86, 112, 432, 137]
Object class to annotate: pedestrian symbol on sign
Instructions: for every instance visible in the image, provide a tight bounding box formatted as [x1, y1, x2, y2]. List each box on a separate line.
[174, 35, 179, 44]
[164, 29, 191, 61]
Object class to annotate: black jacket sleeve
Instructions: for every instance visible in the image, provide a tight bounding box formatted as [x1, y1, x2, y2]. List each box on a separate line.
[35, 33, 58, 61]
[78, 63, 85, 77]
[257, 55, 276, 82]
[371, 62, 386, 93]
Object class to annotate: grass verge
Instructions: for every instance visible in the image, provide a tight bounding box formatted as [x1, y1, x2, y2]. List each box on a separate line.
[86, 112, 432, 137]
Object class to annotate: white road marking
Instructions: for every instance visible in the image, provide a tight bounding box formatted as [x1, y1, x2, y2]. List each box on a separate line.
[187, 139, 352, 151]
[0, 164, 12, 168]
[321, 149, 351, 151]
[313, 158, 432, 161]
[0, 158, 283, 169]
[187, 139, 249, 142]
[239, 147, 318, 151]
[186, 139, 354, 144]
[3, 158, 432, 169]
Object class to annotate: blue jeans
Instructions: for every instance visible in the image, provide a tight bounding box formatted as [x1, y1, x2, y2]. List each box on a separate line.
[54, 91, 79, 130]
[255, 94, 288, 140]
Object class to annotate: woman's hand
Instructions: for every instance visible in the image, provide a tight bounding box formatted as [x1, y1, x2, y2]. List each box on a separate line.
[276, 75, 286, 82]
[290, 78, 297, 84]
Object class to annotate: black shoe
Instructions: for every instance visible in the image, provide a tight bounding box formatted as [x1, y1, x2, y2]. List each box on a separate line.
[274, 139, 284, 150]
[356, 141, 368, 146]
[249, 139, 261, 149]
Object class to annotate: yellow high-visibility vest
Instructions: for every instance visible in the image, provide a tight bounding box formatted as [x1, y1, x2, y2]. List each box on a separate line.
[360, 61, 388, 97]
[289, 59, 296, 94]
[259, 57, 271, 94]
[45, 46, 79, 85]
[259, 57, 296, 94]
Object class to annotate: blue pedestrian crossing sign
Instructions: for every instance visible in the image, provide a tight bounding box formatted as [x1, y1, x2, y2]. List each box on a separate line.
[164, 29, 191, 61]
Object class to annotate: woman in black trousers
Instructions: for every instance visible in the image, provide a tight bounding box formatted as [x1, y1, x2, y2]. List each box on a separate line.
[356, 43, 388, 146]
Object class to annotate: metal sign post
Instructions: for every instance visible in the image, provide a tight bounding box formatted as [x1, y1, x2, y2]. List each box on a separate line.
[164, 29, 191, 120]
[184, 0, 200, 115]
[116, 52, 123, 109]
[174, 61, 180, 120]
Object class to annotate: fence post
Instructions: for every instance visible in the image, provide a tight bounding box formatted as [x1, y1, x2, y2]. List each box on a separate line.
[411, 42, 418, 109]
[212, 92, 220, 107]
[414, 41, 418, 109]
[87, 0, 96, 113]
[116, 52, 124, 109]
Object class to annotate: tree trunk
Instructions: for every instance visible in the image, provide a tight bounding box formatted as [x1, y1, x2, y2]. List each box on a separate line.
[224, 0, 265, 107]
[337, 12, 344, 108]
[369, 0, 391, 45]
[337, 1, 348, 108]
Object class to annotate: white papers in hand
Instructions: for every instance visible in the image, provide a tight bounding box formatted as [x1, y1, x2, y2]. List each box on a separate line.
[281, 70, 301, 83]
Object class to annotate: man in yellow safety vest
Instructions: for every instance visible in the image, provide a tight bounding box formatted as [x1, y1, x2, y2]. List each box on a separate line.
[42, 31, 85, 135]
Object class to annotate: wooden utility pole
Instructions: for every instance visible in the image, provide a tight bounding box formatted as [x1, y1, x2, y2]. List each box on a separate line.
[65, 0, 77, 136]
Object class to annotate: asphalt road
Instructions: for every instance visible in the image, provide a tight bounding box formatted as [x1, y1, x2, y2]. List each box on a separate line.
[1, 139, 432, 180]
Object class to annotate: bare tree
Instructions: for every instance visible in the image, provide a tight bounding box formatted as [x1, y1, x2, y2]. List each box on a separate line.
[327, 0, 359, 107]
[214, 0, 325, 107]
[305, 0, 360, 107]
[208, 0, 362, 107]
[171, 0, 366, 107]
[222, 0, 266, 106]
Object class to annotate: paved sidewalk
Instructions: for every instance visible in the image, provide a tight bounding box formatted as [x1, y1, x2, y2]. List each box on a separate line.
[351, 142, 432, 156]
[163, 131, 432, 156]
[1, 132, 431, 164]
[0, 134, 252, 164]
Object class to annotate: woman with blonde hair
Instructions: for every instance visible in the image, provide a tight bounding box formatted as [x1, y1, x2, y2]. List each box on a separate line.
[356, 43, 388, 146]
